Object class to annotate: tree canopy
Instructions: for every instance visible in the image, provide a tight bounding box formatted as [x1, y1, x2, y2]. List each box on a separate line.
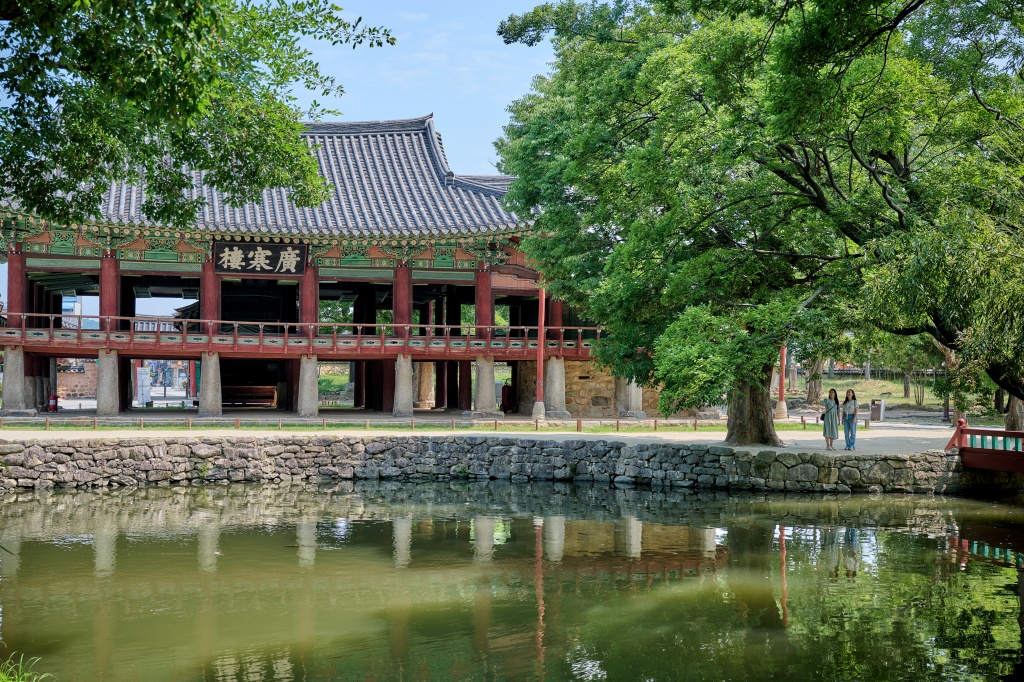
[497, 0, 1024, 443]
[0, 0, 394, 229]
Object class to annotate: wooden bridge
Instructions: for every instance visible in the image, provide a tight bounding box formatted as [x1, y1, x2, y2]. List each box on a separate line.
[0, 314, 600, 361]
[946, 418, 1024, 473]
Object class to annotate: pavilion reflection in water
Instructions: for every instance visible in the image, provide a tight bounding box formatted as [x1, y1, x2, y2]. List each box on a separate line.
[0, 486, 729, 681]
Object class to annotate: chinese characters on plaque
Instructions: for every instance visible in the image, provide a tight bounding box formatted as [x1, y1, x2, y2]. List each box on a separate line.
[213, 242, 307, 275]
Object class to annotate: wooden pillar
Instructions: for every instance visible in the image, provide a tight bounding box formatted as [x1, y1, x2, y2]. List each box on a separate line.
[200, 258, 220, 330]
[119, 277, 136, 331]
[474, 269, 493, 339]
[50, 292, 61, 330]
[446, 287, 462, 408]
[547, 299, 563, 339]
[299, 265, 318, 324]
[354, 361, 366, 408]
[536, 289, 546, 407]
[393, 262, 412, 335]
[7, 247, 24, 325]
[99, 253, 119, 331]
[458, 361, 472, 411]
[434, 361, 447, 409]
[382, 359, 396, 413]
[188, 360, 197, 399]
[433, 297, 447, 409]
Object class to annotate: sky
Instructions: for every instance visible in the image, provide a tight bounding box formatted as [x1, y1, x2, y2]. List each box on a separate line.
[310, 0, 554, 175]
[1, 1, 554, 316]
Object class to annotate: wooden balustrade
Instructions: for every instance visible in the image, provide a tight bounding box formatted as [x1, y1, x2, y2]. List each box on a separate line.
[946, 418, 1024, 472]
[0, 313, 602, 360]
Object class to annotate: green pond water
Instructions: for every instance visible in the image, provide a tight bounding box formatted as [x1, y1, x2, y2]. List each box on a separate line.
[2, 482, 1024, 681]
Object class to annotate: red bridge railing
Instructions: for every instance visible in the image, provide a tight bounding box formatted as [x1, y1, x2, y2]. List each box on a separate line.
[0, 313, 603, 359]
[946, 418, 1024, 472]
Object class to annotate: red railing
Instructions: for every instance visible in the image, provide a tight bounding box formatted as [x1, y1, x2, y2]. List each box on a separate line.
[946, 418, 1024, 472]
[0, 313, 603, 359]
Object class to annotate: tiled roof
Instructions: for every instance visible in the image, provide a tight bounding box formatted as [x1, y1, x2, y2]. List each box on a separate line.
[100, 115, 521, 238]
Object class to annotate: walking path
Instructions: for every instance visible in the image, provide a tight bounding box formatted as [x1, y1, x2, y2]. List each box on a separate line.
[0, 421, 954, 456]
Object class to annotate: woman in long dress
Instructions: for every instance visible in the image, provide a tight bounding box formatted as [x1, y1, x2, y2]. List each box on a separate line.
[822, 388, 840, 450]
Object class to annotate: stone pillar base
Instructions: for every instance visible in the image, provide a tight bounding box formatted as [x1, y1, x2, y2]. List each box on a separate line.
[413, 401, 435, 409]
[296, 355, 319, 418]
[1, 409, 37, 417]
[531, 401, 547, 419]
[462, 410, 505, 419]
[95, 349, 120, 416]
[1, 346, 27, 413]
[545, 410, 572, 419]
[198, 351, 222, 418]
[774, 401, 789, 419]
[393, 355, 414, 418]
[619, 410, 647, 419]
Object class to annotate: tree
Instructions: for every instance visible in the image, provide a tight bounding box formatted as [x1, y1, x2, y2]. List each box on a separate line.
[497, 0, 1024, 444]
[0, 0, 394, 229]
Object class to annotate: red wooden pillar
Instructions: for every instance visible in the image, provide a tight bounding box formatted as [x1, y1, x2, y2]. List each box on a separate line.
[382, 359, 396, 413]
[188, 360, 197, 398]
[200, 257, 220, 332]
[299, 265, 318, 324]
[433, 297, 447, 409]
[445, 286, 462, 408]
[474, 269, 493, 339]
[353, 361, 366, 408]
[7, 246, 24, 328]
[458, 361, 472, 411]
[547, 298, 562, 340]
[536, 289, 546, 407]
[99, 253, 119, 331]
[393, 262, 412, 336]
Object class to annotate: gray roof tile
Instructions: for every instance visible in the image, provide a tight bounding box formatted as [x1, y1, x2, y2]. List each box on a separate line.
[99, 115, 520, 238]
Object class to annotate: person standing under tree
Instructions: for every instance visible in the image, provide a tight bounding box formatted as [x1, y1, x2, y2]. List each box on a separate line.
[843, 389, 859, 451]
[822, 388, 840, 450]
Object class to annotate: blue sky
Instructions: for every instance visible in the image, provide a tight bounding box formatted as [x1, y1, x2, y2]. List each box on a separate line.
[301, 0, 553, 175]
[1, 1, 552, 315]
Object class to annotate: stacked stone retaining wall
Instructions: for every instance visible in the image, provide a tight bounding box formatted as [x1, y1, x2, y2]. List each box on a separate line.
[0, 435, 1010, 495]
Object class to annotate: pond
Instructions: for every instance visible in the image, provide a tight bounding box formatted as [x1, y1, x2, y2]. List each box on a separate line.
[1, 482, 1024, 681]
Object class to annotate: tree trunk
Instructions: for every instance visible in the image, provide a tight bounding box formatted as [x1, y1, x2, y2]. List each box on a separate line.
[806, 359, 823, 406]
[933, 342, 966, 424]
[996, 388, 1006, 413]
[1007, 396, 1024, 431]
[726, 364, 783, 447]
[903, 371, 911, 398]
[864, 357, 871, 381]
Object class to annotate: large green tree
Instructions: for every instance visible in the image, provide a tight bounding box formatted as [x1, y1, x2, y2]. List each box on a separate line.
[0, 0, 393, 229]
[497, 0, 1024, 444]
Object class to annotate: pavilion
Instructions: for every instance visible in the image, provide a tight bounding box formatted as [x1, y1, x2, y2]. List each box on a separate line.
[0, 116, 647, 419]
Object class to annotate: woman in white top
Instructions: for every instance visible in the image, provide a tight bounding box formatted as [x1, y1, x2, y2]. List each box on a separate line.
[842, 390, 859, 450]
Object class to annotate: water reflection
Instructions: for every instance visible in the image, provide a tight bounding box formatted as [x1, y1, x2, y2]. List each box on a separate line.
[0, 482, 1023, 681]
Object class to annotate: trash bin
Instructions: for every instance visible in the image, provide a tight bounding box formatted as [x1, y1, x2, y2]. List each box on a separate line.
[870, 398, 886, 422]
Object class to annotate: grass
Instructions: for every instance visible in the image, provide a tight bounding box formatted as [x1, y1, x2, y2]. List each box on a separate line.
[809, 377, 945, 409]
[317, 374, 350, 394]
[0, 655, 50, 682]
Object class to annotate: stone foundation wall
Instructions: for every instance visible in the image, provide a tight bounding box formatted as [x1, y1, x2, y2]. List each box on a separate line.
[0, 435, 1003, 496]
[564, 361, 616, 418]
[516, 360, 537, 415]
[57, 362, 98, 399]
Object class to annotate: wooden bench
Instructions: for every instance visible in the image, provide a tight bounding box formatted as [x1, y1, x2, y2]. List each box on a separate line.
[222, 385, 277, 407]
